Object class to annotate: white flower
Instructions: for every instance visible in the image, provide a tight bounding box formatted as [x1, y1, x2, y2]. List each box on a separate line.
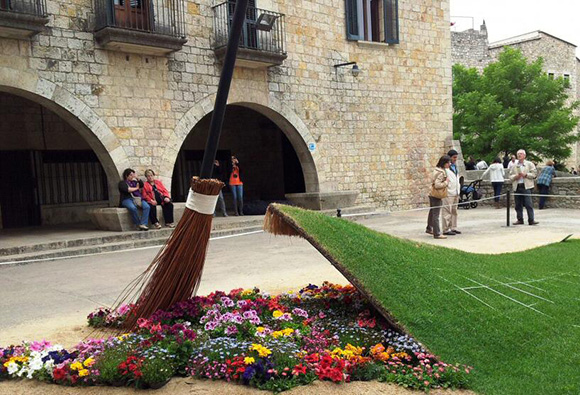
[6, 362, 19, 375]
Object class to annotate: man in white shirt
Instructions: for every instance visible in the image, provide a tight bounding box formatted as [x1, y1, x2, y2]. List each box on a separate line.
[475, 159, 488, 170]
[507, 155, 517, 170]
[442, 149, 461, 235]
[508, 149, 538, 225]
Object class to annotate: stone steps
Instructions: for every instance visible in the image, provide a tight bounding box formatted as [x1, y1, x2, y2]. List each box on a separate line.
[0, 205, 376, 266]
[0, 225, 264, 265]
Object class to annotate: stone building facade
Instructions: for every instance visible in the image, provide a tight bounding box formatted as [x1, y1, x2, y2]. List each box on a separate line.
[0, 0, 452, 228]
[452, 25, 580, 169]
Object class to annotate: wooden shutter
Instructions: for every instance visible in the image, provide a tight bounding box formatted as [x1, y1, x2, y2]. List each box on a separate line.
[383, 0, 399, 44]
[345, 0, 363, 40]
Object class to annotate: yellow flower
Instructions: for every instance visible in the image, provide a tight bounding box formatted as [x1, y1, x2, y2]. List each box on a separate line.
[83, 358, 95, 367]
[78, 369, 89, 377]
[272, 310, 283, 318]
[345, 344, 363, 355]
[241, 289, 253, 296]
[244, 357, 255, 365]
[271, 331, 283, 338]
[282, 328, 294, 336]
[250, 344, 272, 357]
[70, 362, 83, 371]
[117, 333, 131, 341]
[256, 327, 265, 333]
[3, 356, 28, 368]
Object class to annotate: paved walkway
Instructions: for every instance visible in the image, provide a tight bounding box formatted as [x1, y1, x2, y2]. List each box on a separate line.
[0, 216, 262, 250]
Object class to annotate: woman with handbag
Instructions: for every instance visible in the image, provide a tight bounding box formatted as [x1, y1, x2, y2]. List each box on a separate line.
[143, 169, 175, 229]
[118, 168, 151, 231]
[426, 155, 451, 239]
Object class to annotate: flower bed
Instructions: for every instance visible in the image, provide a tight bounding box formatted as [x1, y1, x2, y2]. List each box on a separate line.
[1, 282, 471, 392]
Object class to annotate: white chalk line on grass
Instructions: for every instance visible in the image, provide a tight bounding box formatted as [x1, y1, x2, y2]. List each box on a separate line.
[437, 275, 497, 311]
[477, 274, 555, 304]
[464, 278, 551, 317]
[0, 230, 264, 266]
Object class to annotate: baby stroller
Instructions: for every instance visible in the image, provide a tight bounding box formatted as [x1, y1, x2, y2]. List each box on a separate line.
[459, 177, 482, 209]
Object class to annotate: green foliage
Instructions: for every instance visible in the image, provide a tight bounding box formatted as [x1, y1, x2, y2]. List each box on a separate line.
[141, 357, 175, 387]
[453, 47, 580, 162]
[94, 347, 129, 385]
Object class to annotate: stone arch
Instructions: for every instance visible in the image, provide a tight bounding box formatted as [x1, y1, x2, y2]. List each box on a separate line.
[161, 94, 322, 193]
[0, 66, 130, 206]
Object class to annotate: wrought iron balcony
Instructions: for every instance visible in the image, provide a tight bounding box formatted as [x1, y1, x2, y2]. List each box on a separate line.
[213, 2, 287, 68]
[0, 0, 48, 39]
[94, 0, 186, 56]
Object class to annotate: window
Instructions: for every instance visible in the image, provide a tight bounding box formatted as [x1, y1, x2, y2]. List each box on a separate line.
[345, 0, 398, 44]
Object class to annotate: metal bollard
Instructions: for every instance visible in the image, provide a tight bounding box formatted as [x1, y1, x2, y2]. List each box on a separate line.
[337, 208, 342, 218]
[506, 190, 511, 227]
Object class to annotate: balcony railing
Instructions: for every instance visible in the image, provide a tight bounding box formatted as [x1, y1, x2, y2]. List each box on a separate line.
[0, 0, 48, 38]
[213, 2, 287, 68]
[94, 0, 186, 55]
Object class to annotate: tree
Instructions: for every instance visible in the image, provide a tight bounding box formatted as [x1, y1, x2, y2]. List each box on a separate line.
[453, 47, 580, 162]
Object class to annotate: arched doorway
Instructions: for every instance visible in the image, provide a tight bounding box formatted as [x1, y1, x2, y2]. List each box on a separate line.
[0, 92, 110, 228]
[171, 105, 307, 213]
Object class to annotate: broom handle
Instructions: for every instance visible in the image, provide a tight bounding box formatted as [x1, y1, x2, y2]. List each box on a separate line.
[199, 0, 250, 179]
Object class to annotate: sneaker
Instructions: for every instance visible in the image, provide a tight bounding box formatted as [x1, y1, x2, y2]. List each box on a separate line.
[513, 220, 524, 225]
[154, 223, 162, 229]
[452, 229, 462, 234]
[425, 228, 433, 235]
[529, 221, 539, 226]
[434, 235, 447, 239]
[223, 213, 228, 217]
[443, 231, 456, 236]
[166, 223, 175, 228]
[138, 225, 149, 231]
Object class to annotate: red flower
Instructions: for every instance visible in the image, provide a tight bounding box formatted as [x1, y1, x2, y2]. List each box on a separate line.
[52, 367, 67, 381]
[292, 364, 307, 376]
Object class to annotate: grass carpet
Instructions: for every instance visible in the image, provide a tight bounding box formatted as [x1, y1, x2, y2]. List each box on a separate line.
[267, 205, 580, 394]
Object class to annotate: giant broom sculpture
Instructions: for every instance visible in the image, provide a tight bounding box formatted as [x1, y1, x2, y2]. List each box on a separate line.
[116, 0, 251, 330]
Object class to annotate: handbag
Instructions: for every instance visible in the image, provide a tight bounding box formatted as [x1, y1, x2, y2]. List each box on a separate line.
[132, 195, 143, 208]
[430, 186, 447, 200]
[430, 172, 448, 199]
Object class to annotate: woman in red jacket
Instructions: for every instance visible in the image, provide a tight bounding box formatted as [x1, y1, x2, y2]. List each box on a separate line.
[143, 169, 175, 228]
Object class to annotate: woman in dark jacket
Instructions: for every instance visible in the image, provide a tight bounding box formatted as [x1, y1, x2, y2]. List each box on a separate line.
[118, 168, 150, 231]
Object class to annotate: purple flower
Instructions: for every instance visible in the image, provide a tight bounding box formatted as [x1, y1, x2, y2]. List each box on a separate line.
[225, 325, 238, 335]
[279, 313, 292, 321]
[242, 310, 257, 319]
[220, 297, 234, 307]
[237, 300, 248, 308]
[204, 321, 218, 331]
[292, 308, 308, 318]
[250, 317, 261, 325]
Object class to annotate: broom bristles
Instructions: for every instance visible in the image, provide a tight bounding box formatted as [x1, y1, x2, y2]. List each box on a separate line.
[117, 177, 224, 331]
[263, 204, 300, 237]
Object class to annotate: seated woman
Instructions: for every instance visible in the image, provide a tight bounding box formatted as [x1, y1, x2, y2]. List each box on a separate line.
[118, 168, 150, 231]
[142, 169, 175, 228]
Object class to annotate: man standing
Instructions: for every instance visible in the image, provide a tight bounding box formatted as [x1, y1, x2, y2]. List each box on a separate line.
[442, 149, 461, 235]
[509, 149, 538, 225]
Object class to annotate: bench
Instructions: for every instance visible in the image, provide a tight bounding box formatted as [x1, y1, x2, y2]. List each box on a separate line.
[87, 203, 187, 232]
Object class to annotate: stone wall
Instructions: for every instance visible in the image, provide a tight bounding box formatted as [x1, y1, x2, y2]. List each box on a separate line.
[0, 93, 90, 150]
[0, 0, 452, 212]
[451, 26, 490, 72]
[467, 176, 580, 209]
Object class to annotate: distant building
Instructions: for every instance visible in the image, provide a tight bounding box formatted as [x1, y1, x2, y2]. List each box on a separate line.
[452, 23, 580, 169]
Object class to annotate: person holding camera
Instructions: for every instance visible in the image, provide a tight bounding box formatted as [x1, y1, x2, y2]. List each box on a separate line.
[229, 155, 244, 216]
[118, 168, 150, 231]
[142, 169, 175, 228]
